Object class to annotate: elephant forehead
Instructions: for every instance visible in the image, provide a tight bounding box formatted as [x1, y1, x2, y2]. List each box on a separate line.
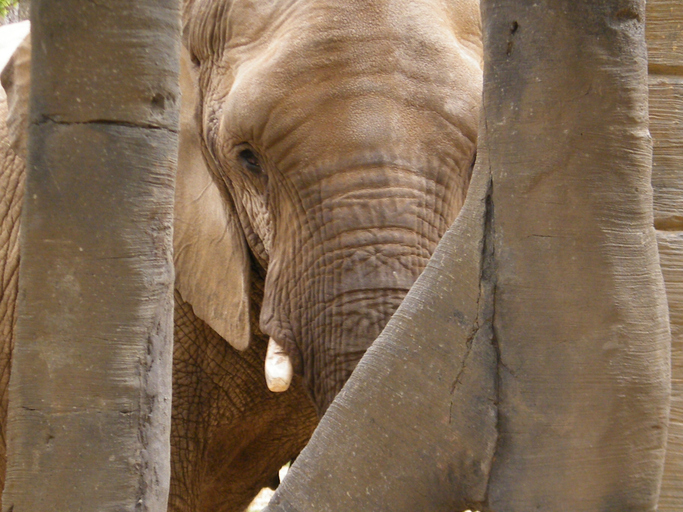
[185, 0, 481, 61]
[202, 0, 482, 152]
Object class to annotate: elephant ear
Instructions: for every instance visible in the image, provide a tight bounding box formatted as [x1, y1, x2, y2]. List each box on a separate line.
[0, 22, 31, 157]
[174, 47, 252, 351]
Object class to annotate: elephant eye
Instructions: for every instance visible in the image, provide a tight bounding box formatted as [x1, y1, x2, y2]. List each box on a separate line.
[239, 148, 263, 174]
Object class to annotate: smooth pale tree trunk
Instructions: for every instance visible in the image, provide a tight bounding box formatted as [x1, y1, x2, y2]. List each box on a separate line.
[2, 2, 180, 511]
[266, 0, 670, 511]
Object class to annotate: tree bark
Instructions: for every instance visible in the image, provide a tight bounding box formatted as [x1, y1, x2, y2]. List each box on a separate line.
[2, 2, 180, 511]
[266, 0, 671, 510]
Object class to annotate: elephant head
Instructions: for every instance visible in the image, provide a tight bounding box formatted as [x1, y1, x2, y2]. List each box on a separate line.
[2, 1, 483, 419]
[178, 0, 483, 413]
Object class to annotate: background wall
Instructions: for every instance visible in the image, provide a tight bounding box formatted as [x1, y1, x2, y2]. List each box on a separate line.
[648, 1, 683, 509]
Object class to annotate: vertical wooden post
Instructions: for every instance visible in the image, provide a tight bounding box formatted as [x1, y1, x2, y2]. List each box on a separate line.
[2, 1, 180, 510]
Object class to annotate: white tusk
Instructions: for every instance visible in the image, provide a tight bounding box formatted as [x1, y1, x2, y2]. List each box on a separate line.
[265, 337, 293, 392]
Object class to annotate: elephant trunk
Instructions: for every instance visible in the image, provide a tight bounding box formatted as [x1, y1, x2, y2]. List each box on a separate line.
[297, 263, 417, 414]
[261, 161, 468, 413]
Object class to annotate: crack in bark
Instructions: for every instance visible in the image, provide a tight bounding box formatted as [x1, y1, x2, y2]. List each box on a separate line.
[32, 116, 179, 134]
[472, 110, 502, 509]
[450, 177, 497, 399]
[445, 174, 500, 509]
[449, 306, 481, 395]
[482, 178, 501, 510]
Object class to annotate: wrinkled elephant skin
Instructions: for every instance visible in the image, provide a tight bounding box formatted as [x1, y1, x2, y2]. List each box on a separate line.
[182, 0, 482, 413]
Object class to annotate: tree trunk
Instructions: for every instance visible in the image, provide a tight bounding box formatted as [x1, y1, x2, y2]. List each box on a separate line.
[2, 2, 180, 511]
[266, 0, 671, 510]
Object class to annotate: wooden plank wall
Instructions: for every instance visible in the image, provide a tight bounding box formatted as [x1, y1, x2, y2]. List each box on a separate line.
[647, 0, 683, 509]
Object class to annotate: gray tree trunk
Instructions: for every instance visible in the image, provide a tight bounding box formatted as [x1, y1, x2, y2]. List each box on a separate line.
[266, 0, 671, 510]
[1, 1, 180, 511]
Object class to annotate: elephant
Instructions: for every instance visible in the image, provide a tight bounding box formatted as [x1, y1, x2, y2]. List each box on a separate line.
[180, 0, 482, 414]
[0, 0, 483, 509]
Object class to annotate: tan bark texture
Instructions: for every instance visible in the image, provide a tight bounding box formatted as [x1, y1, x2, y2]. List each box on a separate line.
[1, 2, 181, 511]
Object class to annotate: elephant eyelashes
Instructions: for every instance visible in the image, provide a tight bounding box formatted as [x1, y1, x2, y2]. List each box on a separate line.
[239, 148, 264, 174]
